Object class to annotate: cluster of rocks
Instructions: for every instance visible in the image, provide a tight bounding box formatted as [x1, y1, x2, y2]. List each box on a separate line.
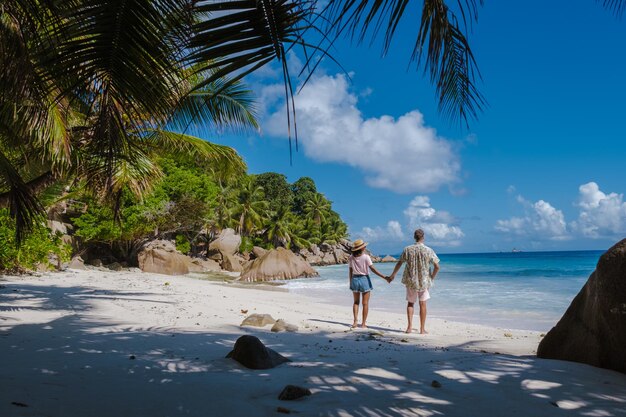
[297, 239, 385, 266]
[298, 242, 398, 266]
[57, 219, 397, 281]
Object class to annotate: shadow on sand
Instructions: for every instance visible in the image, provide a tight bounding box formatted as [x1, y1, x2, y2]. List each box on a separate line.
[1, 282, 625, 417]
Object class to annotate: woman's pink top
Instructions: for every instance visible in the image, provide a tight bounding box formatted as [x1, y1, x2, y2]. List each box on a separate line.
[349, 254, 373, 275]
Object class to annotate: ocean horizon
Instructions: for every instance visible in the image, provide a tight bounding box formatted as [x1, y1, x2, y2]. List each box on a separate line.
[284, 249, 604, 332]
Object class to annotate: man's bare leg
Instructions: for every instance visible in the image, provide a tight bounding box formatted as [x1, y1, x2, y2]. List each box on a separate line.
[360, 291, 370, 328]
[405, 302, 414, 333]
[352, 292, 360, 328]
[419, 301, 428, 334]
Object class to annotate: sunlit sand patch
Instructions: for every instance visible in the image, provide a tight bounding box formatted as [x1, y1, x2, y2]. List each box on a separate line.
[348, 376, 401, 391]
[354, 367, 407, 381]
[554, 400, 587, 410]
[589, 393, 626, 403]
[434, 369, 471, 383]
[581, 409, 615, 417]
[465, 370, 505, 383]
[394, 391, 452, 405]
[521, 379, 562, 390]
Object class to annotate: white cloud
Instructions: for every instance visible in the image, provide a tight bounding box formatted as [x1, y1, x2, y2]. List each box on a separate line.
[403, 196, 464, 246]
[571, 182, 626, 238]
[495, 196, 568, 240]
[357, 220, 405, 243]
[356, 196, 463, 248]
[263, 73, 461, 193]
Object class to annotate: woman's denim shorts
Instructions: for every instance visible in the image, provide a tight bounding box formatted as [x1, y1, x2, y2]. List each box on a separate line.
[350, 274, 373, 293]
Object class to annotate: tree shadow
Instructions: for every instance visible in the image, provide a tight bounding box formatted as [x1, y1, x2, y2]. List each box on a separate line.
[0, 281, 625, 417]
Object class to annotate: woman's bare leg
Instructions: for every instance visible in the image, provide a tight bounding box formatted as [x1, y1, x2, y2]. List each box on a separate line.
[352, 292, 360, 327]
[360, 291, 371, 328]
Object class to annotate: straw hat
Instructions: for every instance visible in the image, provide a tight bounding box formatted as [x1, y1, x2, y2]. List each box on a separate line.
[351, 239, 368, 252]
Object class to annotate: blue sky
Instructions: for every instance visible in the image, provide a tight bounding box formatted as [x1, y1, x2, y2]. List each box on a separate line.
[210, 0, 626, 255]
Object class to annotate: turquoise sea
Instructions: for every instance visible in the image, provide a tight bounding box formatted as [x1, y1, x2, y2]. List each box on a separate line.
[283, 250, 604, 331]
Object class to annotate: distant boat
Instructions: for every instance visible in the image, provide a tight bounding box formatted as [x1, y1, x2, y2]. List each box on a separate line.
[511, 248, 522, 253]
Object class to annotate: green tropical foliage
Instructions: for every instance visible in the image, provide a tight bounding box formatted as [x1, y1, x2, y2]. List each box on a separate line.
[0, 209, 71, 272]
[1, 0, 505, 242]
[70, 157, 348, 259]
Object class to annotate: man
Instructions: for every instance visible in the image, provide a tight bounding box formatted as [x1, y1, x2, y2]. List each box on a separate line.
[388, 229, 440, 334]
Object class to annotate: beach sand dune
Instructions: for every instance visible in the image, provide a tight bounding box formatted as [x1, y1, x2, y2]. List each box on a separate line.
[1, 270, 625, 416]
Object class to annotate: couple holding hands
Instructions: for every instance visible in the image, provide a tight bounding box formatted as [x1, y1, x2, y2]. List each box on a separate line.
[348, 229, 440, 334]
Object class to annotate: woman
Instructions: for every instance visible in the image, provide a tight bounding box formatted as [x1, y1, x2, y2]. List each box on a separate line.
[348, 239, 388, 328]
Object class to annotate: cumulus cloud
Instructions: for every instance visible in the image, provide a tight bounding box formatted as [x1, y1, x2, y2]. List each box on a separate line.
[571, 182, 626, 238]
[356, 196, 463, 247]
[403, 196, 464, 246]
[495, 195, 568, 240]
[263, 73, 461, 193]
[357, 220, 405, 243]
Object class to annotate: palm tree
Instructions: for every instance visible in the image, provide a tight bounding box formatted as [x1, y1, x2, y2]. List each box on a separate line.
[304, 194, 331, 226]
[233, 181, 269, 236]
[210, 185, 238, 232]
[320, 214, 348, 245]
[0, 1, 255, 240]
[265, 206, 295, 248]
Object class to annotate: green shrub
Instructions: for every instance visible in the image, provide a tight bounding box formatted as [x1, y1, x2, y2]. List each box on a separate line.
[0, 209, 71, 272]
[175, 234, 191, 254]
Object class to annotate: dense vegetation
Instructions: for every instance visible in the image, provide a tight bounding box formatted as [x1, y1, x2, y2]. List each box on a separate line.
[70, 158, 347, 263]
[0, 209, 71, 272]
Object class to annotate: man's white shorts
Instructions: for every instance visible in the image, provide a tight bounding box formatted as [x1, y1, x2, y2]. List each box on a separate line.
[406, 288, 431, 303]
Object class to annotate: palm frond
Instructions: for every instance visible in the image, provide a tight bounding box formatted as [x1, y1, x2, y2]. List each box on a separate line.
[0, 150, 44, 243]
[171, 71, 259, 135]
[143, 129, 247, 176]
[599, 0, 626, 16]
[323, 0, 485, 125]
[188, 0, 320, 160]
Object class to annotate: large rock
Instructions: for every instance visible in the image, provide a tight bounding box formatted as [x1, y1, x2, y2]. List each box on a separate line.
[239, 247, 319, 282]
[221, 253, 243, 272]
[137, 240, 189, 275]
[68, 256, 86, 270]
[252, 246, 268, 259]
[382, 255, 397, 262]
[208, 228, 241, 256]
[188, 258, 221, 272]
[333, 248, 350, 264]
[537, 239, 626, 373]
[226, 335, 290, 369]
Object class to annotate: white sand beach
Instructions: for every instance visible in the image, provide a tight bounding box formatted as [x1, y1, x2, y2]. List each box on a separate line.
[1, 269, 625, 417]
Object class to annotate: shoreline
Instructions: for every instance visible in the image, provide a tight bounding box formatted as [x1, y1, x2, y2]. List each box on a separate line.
[1, 269, 625, 416]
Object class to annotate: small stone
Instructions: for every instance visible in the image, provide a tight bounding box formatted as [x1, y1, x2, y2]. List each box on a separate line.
[431, 380, 442, 388]
[277, 407, 291, 414]
[400, 338, 409, 343]
[240, 314, 276, 327]
[271, 319, 299, 333]
[550, 401, 559, 407]
[129, 355, 136, 360]
[504, 332, 513, 337]
[278, 385, 312, 401]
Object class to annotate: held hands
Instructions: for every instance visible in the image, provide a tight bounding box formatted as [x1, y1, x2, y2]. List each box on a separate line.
[384, 275, 395, 284]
